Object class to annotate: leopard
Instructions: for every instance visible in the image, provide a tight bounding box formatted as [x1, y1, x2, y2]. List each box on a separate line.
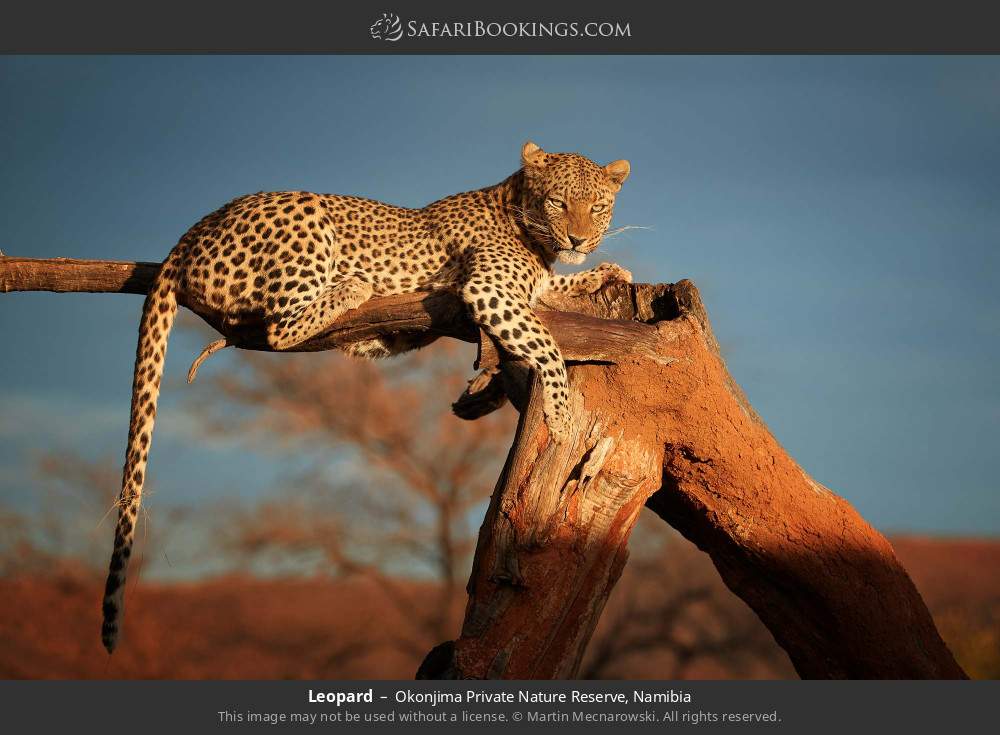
[100, 141, 632, 653]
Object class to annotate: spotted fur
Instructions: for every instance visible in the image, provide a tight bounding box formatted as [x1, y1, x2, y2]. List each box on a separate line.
[101, 141, 631, 652]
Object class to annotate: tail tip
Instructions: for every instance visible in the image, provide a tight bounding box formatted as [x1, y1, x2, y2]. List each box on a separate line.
[101, 622, 118, 654]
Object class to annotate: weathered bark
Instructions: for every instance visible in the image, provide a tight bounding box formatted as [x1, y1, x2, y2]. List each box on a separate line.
[1, 255, 966, 679]
[634, 293, 968, 679]
[419, 282, 967, 680]
[433, 368, 665, 679]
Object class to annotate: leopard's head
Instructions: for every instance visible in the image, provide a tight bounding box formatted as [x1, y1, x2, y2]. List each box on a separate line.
[518, 141, 630, 265]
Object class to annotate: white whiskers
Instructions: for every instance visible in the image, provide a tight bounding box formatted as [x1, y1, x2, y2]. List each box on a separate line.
[603, 224, 652, 239]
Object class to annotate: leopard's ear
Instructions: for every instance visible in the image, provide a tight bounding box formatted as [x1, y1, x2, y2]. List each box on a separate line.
[604, 159, 630, 187]
[521, 141, 547, 168]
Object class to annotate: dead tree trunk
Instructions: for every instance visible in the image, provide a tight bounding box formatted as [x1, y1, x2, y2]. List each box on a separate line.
[1, 255, 967, 679]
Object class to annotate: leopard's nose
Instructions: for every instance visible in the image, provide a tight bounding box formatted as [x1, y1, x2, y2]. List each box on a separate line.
[568, 235, 586, 247]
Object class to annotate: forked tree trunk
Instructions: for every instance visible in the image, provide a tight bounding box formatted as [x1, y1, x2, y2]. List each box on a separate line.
[1, 255, 967, 679]
[423, 282, 968, 679]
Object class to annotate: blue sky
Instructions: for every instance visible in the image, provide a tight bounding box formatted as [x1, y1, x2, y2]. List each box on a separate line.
[1, 55, 998, 541]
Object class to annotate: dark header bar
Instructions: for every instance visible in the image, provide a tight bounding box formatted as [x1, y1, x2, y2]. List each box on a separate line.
[2, 0, 1000, 53]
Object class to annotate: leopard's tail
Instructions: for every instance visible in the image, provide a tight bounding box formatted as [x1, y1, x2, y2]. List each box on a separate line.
[101, 273, 177, 653]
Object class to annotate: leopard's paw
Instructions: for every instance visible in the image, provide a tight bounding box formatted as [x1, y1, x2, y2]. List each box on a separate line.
[596, 262, 633, 286]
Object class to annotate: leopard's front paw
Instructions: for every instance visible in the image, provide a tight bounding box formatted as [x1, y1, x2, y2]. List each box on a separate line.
[544, 403, 573, 444]
[595, 262, 633, 286]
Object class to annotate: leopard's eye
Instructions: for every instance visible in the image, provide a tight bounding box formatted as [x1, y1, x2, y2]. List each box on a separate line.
[592, 203, 608, 213]
[547, 197, 566, 209]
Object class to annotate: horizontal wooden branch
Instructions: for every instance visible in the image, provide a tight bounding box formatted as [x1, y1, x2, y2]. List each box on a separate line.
[0, 255, 675, 365]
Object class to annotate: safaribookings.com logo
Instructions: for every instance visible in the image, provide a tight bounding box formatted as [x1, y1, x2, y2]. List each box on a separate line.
[370, 13, 404, 41]
[370, 13, 631, 42]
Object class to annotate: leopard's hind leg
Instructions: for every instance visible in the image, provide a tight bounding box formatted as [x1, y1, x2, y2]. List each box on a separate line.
[266, 276, 374, 351]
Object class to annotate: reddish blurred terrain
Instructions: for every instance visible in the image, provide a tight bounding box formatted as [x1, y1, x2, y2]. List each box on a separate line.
[1, 535, 996, 680]
[0, 572, 436, 679]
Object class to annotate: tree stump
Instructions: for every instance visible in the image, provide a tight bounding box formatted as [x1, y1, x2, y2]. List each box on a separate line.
[0, 255, 967, 679]
[422, 281, 967, 680]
